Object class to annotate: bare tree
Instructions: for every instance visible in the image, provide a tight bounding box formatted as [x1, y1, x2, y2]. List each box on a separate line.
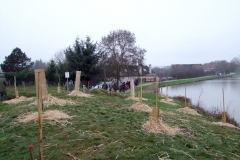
[152, 66, 171, 80]
[231, 56, 240, 65]
[98, 30, 146, 86]
[53, 50, 66, 65]
[152, 67, 161, 76]
[32, 59, 47, 70]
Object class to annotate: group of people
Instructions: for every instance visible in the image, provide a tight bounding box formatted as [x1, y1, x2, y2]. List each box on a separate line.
[0, 75, 141, 100]
[65, 79, 139, 92]
[111, 78, 139, 92]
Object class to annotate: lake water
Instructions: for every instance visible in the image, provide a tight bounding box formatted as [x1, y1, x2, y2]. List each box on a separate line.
[160, 76, 240, 124]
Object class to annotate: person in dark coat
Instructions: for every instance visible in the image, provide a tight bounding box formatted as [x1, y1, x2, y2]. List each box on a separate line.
[113, 83, 118, 92]
[120, 82, 126, 92]
[134, 79, 139, 87]
[0, 74, 8, 101]
[68, 80, 74, 92]
[102, 83, 108, 90]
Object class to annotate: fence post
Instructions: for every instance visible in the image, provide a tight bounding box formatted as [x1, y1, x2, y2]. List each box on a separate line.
[34, 69, 45, 160]
[222, 88, 226, 123]
[14, 76, 19, 98]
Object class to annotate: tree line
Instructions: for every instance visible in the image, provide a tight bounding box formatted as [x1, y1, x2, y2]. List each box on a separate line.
[152, 58, 240, 80]
[0, 30, 146, 86]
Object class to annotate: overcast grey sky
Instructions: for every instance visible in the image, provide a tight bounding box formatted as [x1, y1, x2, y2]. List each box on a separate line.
[1, 0, 240, 67]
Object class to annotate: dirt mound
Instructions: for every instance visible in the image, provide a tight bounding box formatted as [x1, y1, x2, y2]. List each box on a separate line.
[142, 119, 180, 135]
[212, 122, 240, 129]
[160, 98, 178, 106]
[4, 96, 34, 104]
[18, 110, 72, 123]
[129, 102, 152, 112]
[43, 94, 75, 106]
[177, 107, 201, 116]
[30, 94, 75, 106]
[126, 97, 147, 101]
[68, 91, 92, 98]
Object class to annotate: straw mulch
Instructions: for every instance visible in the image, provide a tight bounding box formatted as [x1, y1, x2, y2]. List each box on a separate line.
[211, 122, 240, 130]
[126, 97, 147, 101]
[177, 107, 201, 116]
[18, 110, 72, 123]
[129, 102, 152, 112]
[30, 94, 74, 107]
[68, 90, 92, 98]
[142, 119, 180, 135]
[4, 96, 34, 104]
[160, 98, 178, 106]
[44, 94, 75, 106]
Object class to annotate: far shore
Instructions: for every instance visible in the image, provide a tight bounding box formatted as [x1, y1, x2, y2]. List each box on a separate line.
[137, 74, 238, 92]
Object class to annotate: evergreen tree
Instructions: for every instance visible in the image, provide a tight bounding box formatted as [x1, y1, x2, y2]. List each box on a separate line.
[46, 60, 57, 85]
[1, 47, 34, 72]
[65, 37, 102, 81]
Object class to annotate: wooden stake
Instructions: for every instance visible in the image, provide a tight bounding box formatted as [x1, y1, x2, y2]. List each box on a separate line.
[130, 78, 135, 99]
[222, 88, 226, 123]
[41, 71, 48, 100]
[222, 88, 225, 112]
[156, 77, 158, 107]
[188, 102, 191, 108]
[58, 74, 60, 84]
[23, 82, 25, 92]
[222, 112, 227, 123]
[14, 76, 19, 98]
[74, 71, 81, 91]
[160, 82, 162, 93]
[166, 85, 168, 96]
[66, 78, 69, 91]
[14, 76, 16, 92]
[57, 85, 60, 94]
[29, 150, 33, 160]
[140, 76, 142, 104]
[151, 107, 159, 123]
[88, 81, 89, 91]
[34, 69, 43, 160]
[185, 85, 187, 107]
[165, 85, 168, 101]
[16, 90, 19, 98]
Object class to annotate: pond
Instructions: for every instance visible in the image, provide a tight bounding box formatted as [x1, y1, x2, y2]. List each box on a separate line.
[160, 76, 240, 124]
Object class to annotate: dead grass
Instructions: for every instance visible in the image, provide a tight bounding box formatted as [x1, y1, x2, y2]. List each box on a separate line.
[177, 107, 201, 116]
[129, 102, 152, 112]
[126, 97, 147, 101]
[146, 82, 159, 93]
[211, 122, 240, 130]
[18, 109, 72, 123]
[195, 105, 240, 127]
[142, 119, 180, 135]
[29, 94, 75, 106]
[160, 98, 178, 106]
[4, 96, 34, 104]
[4, 94, 75, 107]
[68, 91, 92, 98]
[44, 94, 75, 106]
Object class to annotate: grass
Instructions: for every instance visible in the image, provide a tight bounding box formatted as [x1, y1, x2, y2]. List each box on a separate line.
[0, 84, 240, 160]
[158, 75, 234, 87]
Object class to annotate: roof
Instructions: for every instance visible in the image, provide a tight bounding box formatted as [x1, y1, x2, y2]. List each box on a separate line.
[145, 73, 157, 77]
[120, 65, 150, 77]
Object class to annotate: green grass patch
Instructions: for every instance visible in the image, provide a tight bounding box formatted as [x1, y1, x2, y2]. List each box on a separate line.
[0, 85, 239, 160]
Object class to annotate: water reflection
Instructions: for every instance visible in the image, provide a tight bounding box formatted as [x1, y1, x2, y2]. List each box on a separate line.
[160, 76, 240, 124]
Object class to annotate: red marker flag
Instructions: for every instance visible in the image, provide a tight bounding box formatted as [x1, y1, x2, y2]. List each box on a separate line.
[29, 145, 34, 151]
